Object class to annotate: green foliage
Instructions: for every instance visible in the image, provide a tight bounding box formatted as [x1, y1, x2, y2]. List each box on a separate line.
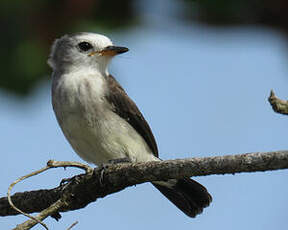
[0, 0, 135, 96]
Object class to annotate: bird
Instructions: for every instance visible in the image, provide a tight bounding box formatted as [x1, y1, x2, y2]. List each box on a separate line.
[48, 32, 212, 218]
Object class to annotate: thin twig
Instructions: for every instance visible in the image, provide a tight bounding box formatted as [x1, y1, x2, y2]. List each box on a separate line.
[67, 221, 79, 230]
[47, 160, 93, 175]
[13, 199, 65, 230]
[8, 165, 50, 230]
[8, 160, 93, 230]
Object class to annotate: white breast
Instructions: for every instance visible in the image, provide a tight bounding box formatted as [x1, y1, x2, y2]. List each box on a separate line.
[52, 70, 157, 166]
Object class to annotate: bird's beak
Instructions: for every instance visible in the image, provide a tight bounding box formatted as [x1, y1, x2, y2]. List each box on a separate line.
[89, 46, 129, 57]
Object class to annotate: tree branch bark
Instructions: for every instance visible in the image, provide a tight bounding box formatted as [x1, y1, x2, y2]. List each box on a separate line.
[1, 150, 288, 218]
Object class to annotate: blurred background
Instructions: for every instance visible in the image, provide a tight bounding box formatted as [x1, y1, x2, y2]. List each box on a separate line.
[1, 0, 288, 229]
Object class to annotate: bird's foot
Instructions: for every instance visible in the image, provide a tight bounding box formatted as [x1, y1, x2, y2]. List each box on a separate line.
[99, 157, 131, 185]
[60, 166, 94, 186]
[60, 174, 82, 186]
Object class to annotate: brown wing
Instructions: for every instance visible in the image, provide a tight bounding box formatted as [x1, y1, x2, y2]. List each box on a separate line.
[105, 75, 159, 157]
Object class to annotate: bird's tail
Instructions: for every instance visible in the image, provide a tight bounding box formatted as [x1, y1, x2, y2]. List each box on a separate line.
[152, 178, 212, 217]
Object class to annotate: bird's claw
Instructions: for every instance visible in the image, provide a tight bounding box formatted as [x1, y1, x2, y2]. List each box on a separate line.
[60, 166, 94, 186]
[99, 157, 131, 186]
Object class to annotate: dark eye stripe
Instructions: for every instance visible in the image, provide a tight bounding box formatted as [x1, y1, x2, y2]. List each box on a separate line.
[78, 42, 93, 52]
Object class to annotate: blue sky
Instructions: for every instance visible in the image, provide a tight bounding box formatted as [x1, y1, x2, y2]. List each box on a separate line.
[1, 1, 288, 229]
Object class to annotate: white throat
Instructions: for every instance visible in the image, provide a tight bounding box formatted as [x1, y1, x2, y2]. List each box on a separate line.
[54, 57, 111, 77]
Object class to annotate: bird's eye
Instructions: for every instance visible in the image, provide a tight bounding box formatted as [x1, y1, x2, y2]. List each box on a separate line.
[78, 42, 93, 52]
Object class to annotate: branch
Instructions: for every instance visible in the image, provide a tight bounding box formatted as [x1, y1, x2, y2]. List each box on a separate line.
[8, 161, 93, 230]
[1, 150, 288, 218]
[268, 90, 288, 115]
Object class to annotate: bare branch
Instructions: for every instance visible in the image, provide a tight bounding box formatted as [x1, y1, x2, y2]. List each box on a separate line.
[8, 165, 51, 230]
[66, 221, 79, 230]
[268, 90, 288, 115]
[9, 160, 93, 230]
[1, 150, 288, 220]
[13, 199, 65, 230]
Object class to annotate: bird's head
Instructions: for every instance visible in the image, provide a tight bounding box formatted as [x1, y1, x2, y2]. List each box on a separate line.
[48, 32, 128, 74]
